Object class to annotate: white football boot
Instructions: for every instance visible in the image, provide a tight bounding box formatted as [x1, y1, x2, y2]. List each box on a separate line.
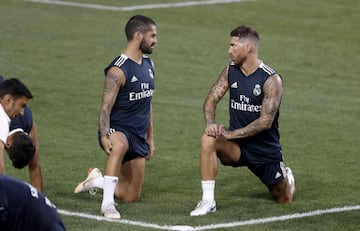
[286, 167, 296, 195]
[74, 168, 102, 194]
[190, 200, 217, 216]
[101, 202, 121, 219]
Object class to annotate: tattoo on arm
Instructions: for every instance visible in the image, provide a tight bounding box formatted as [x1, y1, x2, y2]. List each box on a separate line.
[261, 74, 282, 121]
[233, 74, 283, 138]
[203, 66, 229, 125]
[98, 69, 123, 136]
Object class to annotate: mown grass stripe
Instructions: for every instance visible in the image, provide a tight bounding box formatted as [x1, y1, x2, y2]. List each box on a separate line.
[24, 0, 252, 11]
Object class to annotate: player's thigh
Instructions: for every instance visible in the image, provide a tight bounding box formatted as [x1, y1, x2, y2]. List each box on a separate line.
[215, 138, 241, 165]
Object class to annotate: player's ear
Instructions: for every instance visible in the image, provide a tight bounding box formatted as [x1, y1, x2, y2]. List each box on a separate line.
[2, 94, 13, 106]
[134, 31, 144, 42]
[245, 43, 252, 53]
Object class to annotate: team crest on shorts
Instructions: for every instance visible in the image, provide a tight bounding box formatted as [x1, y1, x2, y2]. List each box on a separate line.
[253, 84, 261, 96]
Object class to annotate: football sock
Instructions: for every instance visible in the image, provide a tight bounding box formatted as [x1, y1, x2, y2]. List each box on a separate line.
[102, 175, 118, 206]
[92, 177, 104, 189]
[201, 180, 215, 202]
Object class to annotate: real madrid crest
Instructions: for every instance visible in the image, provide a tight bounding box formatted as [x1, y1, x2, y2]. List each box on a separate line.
[253, 84, 261, 96]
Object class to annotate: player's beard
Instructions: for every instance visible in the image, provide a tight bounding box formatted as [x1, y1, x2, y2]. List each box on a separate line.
[140, 39, 154, 54]
[232, 54, 246, 66]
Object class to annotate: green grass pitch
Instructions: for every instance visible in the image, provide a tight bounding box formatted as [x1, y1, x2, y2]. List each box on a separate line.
[0, 0, 359, 230]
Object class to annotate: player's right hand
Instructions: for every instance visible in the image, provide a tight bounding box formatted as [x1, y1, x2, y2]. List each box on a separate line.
[205, 124, 225, 139]
[100, 136, 112, 155]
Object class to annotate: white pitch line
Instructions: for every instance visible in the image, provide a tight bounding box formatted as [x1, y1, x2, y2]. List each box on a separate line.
[58, 205, 360, 231]
[24, 0, 252, 11]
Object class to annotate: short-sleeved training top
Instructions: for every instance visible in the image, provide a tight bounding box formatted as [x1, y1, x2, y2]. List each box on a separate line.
[104, 54, 155, 139]
[10, 106, 33, 134]
[228, 62, 281, 157]
[0, 174, 66, 231]
[0, 104, 10, 144]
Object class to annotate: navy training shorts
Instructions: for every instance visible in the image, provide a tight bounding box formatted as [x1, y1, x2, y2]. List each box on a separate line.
[233, 143, 286, 186]
[98, 128, 149, 163]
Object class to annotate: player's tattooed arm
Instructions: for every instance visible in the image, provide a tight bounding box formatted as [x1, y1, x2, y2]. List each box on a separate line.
[99, 67, 124, 137]
[203, 66, 229, 126]
[223, 74, 283, 139]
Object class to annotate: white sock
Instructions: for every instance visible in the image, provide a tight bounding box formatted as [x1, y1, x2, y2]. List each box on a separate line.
[102, 175, 118, 206]
[201, 180, 215, 202]
[92, 177, 104, 189]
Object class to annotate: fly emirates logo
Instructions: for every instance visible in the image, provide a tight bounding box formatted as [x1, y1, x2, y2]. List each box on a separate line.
[231, 94, 261, 112]
[129, 82, 154, 101]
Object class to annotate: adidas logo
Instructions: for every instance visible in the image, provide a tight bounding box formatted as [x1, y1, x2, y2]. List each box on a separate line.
[131, 76, 138, 82]
[275, 172, 282, 179]
[231, 82, 238, 88]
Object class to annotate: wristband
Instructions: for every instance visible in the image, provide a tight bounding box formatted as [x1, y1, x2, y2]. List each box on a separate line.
[106, 128, 115, 137]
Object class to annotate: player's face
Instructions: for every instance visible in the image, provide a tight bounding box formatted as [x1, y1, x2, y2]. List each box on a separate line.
[228, 37, 248, 65]
[5, 96, 28, 119]
[140, 25, 157, 54]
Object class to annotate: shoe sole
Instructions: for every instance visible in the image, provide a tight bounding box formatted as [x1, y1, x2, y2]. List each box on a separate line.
[102, 213, 121, 219]
[74, 175, 101, 193]
[190, 206, 216, 216]
[101, 209, 121, 219]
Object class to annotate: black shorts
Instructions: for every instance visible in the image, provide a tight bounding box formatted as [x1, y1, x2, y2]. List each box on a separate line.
[98, 128, 149, 163]
[234, 144, 286, 186]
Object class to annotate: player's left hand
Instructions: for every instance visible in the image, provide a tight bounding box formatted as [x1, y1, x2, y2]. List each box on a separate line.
[146, 150, 154, 160]
[146, 141, 154, 160]
[100, 136, 112, 155]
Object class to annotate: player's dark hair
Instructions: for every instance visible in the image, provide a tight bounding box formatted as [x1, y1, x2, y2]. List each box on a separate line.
[230, 25, 260, 44]
[7, 132, 35, 169]
[0, 78, 33, 99]
[125, 15, 156, 41]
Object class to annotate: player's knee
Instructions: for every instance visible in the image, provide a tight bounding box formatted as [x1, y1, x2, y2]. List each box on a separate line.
[200, 134, 218, 154]
[201, 133, 210, 145]
[117, 193, 141, 202]
[276, 194, 293, 204]
[271, 180, 295, 204]
[115, 188, 141, 202]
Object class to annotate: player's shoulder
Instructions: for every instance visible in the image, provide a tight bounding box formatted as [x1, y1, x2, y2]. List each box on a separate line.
[104, 54, 129, 76]
[111, 54, 130, 68]
[259, 62, 277, 76]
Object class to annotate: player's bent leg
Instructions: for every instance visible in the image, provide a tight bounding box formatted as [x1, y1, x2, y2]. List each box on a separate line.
[215, 138, 242, 166]
[270, 167, 295, 203]
[115, 157, 146, 202]
[101, 132, 129, 219]
[191, 135, 241, 216]
[200, 134, 240, 179]
[104, 132, 129, 176]
[200, 133, 219, 180]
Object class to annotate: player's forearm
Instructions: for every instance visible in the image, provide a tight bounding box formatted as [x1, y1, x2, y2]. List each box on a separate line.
[147, 107, 154, 143]
[98, 110, 111, 137]
[28, 154, 42, 191]
[29, 167, 43, 192]
[203, 101, 216, 126]
[229, 116, 272, 139]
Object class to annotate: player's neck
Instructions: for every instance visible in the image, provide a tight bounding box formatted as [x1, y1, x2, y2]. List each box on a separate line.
[123, 45, 143, 64]
[240, 57, 261, 77]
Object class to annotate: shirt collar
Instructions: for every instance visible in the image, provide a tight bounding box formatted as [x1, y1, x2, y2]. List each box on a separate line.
[0, 104, 10, 124]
